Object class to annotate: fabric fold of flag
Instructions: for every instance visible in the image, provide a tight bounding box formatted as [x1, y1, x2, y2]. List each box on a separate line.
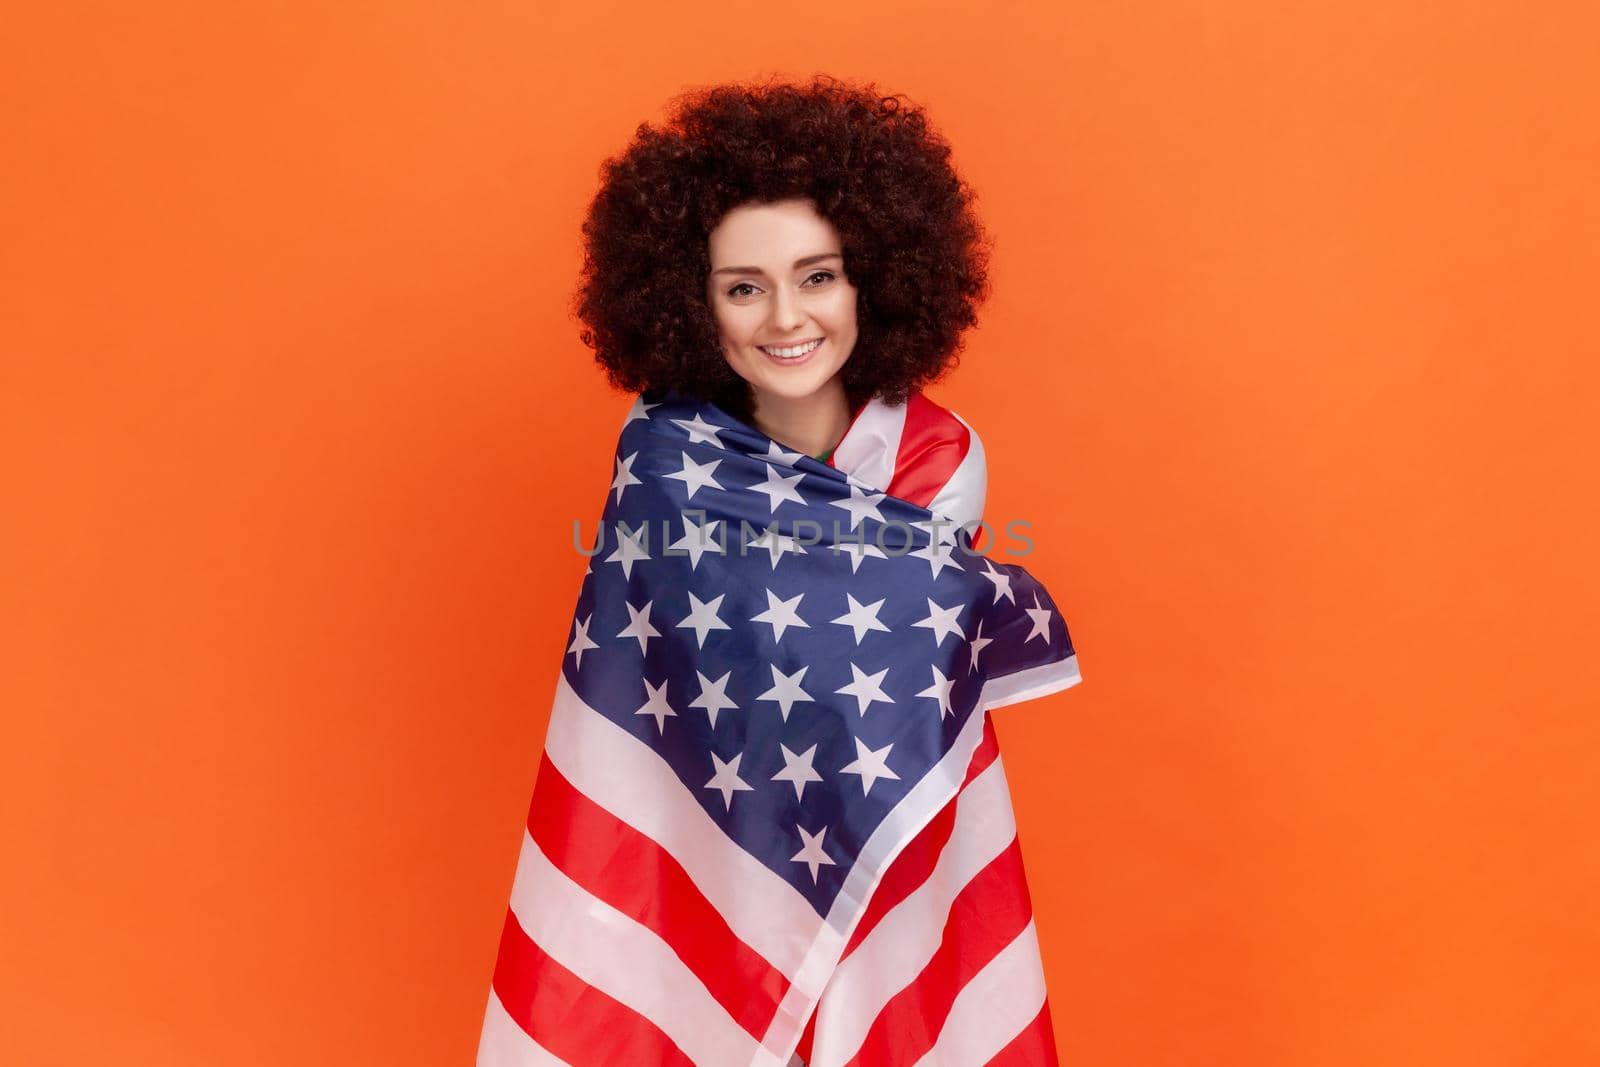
[478, 387, 1082, 1066]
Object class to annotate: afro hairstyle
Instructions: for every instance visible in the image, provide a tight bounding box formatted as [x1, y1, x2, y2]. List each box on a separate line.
[572, 73, 994, 426]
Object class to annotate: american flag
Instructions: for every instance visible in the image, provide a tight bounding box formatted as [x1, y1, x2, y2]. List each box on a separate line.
[478, 387, 1082, 1066]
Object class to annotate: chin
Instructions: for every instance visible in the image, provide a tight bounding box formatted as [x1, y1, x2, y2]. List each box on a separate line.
[759, 375, 827, 399]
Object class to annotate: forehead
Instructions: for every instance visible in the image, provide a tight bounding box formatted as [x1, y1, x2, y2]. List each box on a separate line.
[708, 198, 842, 263]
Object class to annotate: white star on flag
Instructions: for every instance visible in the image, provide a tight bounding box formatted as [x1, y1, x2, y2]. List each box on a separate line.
[839, 737, 901, 796]
[829, 482, 887, 531]
[622, 396, 659, 425]
[909, 535, 961, 579]
[967, 619, 994, 675]
[831, 593, 891, 645]
[665, 452, 724, 500]
[566, 612, 599, 669]
[750, 589, 809, 641]
[610, 451, 642, 504]
[616, 599, 661, 655]
[980, 558, 1015, 605]
[704, 750, 754, 810]
[912, 597, 965, 646]
[749, 465, 809, 512]
[764, 440, 807, 467]
[755, 663, 814, 720]
[836, 662, 894, 716]
[771, 743, 824, 801]
[744, 526, 806, 568]
[791, 824, 836, 882]
[835, 537, 888, 573]
[604, 522, 651, 579]
[633, 677, 676, 734]
[677, 590, 732, 648]
[917, 664, 958, 719]
[689, 668, 738, 728]
[1024, 591, 1053, 644]
[669, 513, 724, 569]
[671, 412, 727, 447]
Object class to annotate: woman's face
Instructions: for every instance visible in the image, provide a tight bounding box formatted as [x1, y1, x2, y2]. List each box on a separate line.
[705, 198, 859, 409]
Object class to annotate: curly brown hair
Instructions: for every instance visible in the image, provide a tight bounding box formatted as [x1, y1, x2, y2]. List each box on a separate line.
[573, 73, 994, 425]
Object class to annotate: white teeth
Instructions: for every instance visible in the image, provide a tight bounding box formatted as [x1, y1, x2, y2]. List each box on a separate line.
[760, 339, 822, 359]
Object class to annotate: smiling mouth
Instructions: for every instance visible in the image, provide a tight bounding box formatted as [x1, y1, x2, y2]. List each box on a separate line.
[758, 338, 824, 358]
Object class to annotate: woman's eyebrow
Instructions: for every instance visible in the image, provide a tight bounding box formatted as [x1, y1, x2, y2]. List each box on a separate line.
[711, 252, 842, 277]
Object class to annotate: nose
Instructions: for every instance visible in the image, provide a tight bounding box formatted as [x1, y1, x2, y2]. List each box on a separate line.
[769, 284, 807, 333]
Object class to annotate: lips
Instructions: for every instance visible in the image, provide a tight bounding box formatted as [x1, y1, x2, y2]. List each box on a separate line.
[757, 337, 824, 366]
[758, 338, 823, 356]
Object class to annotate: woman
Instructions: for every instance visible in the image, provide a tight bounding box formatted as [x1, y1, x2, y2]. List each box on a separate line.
[479, 75, 1082, 1066]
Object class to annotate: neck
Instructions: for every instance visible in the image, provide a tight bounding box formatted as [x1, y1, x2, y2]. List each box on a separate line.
[751, 377, 853, 458]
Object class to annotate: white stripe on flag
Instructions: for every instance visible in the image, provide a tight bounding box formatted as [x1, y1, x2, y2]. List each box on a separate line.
[830, 395, 906, 492]
[805, 759, 1018, 1067]
[981, 655, 1083, 712]
[508, 829, 781, 1067]
[927, 411, 987, 534]
[476, 988, 571, 1067]
[543, 671, 824, 979]
[909, 919, 1049, 1067]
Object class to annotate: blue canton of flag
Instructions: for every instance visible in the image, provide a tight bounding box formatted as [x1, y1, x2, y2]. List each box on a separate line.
[563, 388, 1078, 918]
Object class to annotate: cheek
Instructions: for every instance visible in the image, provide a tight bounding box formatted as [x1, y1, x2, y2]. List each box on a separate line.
[837, 280, 860, 310]
[712, 305, 753, 348]
[826, 290, 860, 336]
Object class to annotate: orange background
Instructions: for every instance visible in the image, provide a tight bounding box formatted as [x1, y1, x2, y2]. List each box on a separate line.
[4, 2, 1598, 1064]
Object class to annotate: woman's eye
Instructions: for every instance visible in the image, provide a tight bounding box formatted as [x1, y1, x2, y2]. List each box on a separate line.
[726, 272, 832, 299]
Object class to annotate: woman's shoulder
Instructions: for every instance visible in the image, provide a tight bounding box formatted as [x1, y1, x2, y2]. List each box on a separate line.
[903, 391, 984, 458]
[837, 390, 987, 537]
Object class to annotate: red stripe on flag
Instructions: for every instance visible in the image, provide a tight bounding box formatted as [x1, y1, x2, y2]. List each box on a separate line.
[843, 837, 1033, 1066]
[987, 998, 1062, 1066]
[491, 905, 695, 1066]
[526, 753, 789, 1039]
[885, 393, 970, 510]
